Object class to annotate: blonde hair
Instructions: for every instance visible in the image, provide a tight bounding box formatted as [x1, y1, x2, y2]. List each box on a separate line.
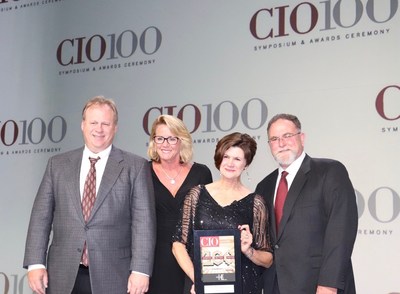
[82, 96, 118, 124]
[147, 115, 193, 163]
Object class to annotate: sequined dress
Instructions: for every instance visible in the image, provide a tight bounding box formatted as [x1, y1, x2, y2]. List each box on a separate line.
[173, 185, 272, 294]
[148, 163, 213, 294]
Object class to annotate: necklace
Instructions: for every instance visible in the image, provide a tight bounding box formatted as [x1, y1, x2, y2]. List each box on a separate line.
[160, 164, 183, 185]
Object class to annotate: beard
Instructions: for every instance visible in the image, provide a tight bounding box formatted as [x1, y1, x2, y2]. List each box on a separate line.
[273, 149, 298, 167]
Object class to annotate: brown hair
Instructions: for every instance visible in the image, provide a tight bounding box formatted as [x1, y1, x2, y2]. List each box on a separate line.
[267, 113, 301, 133]
[214, 132, 257, 169]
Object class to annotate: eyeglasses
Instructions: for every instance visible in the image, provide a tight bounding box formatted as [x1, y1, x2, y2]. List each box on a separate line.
[153, 136, 180, 145]
[268, 131, 301, 143]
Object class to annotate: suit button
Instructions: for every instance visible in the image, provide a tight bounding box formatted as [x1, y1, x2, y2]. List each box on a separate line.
[274, 244, 279, 249]
[77, 248, 82, 253]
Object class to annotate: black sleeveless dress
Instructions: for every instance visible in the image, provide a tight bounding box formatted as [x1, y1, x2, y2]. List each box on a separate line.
[148, 163, 212, 294]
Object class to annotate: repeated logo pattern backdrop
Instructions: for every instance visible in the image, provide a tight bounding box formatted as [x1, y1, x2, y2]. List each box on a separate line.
[0, 0, 399, 293]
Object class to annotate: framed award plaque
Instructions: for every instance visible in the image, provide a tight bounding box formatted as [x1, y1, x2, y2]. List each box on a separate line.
[193, 229, 242, 294]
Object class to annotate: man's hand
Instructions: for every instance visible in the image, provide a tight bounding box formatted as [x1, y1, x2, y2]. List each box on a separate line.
[190, 283, 196, 294]
[316, 285, 337, 294]
[127, 272, 149, 294]
[28, 268, 48, 294]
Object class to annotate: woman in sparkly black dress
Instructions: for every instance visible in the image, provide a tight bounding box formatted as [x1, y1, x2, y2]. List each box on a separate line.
[172, 132, 273, 294]
[147, 115, 213, 294]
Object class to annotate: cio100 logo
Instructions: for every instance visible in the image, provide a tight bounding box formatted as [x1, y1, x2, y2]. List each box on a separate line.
[200, 236, 220, 247]
[0, 272, 30, 294]
[375, 85, 400, 121]
[356, 187, 400, 223]
[250, 0, 398, 39]
[56, 27, 162, 66]
[142, 98, 268, 135]
[0, 116, 67, 146]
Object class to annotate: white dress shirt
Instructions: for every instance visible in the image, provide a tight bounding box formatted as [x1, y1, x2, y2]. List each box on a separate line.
[273, 151, 306, 204]
[80, 145, 111, 199]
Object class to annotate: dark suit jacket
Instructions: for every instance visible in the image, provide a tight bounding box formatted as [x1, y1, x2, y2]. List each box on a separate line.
[256, 154, 358, 294]
[23, 146, 156, 294]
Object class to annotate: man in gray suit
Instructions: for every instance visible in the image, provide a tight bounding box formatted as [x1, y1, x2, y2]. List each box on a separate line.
[24, 96, 156, 294]
[256, 113, 358, 294]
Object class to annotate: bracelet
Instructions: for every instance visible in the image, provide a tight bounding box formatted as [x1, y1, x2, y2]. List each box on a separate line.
[245, 247, 254, 259]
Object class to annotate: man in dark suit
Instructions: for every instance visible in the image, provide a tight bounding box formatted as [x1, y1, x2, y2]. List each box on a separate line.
[256, 113, 358, 294]
[23, 96, 156, 294]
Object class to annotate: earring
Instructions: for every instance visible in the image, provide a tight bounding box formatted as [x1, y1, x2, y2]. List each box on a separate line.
[245, 168, 251, 181]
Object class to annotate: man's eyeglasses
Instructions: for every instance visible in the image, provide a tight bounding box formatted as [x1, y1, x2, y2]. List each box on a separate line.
[153, 136, 180, 145]
[268, 131, 301, 144]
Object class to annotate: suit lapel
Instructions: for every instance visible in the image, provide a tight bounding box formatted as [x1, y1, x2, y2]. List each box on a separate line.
[88, 147, 124, 222]
[277, 155, 311, 240]
[267, 170, 279, 239]
[65, 148, 86, 224]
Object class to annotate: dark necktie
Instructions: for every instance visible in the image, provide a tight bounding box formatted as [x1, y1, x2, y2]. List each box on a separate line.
[81, 156, 100, 266]
[275, 171, 288, 232]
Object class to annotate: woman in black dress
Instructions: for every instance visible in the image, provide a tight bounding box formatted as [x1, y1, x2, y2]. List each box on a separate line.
[147, 115, 213, 294]
[172, 132, 273, 294]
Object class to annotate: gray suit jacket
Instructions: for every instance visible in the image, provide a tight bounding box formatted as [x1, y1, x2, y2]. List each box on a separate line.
[24, 146, 156, 294]
[256, 154, 358, 294]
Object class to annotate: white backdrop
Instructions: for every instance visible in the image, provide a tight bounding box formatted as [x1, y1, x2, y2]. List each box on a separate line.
[1, 1, 399, 293]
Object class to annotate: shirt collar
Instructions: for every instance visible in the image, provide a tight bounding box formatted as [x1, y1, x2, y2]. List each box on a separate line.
[279, 151, 306, 176]
[83, 144, 112, 159]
